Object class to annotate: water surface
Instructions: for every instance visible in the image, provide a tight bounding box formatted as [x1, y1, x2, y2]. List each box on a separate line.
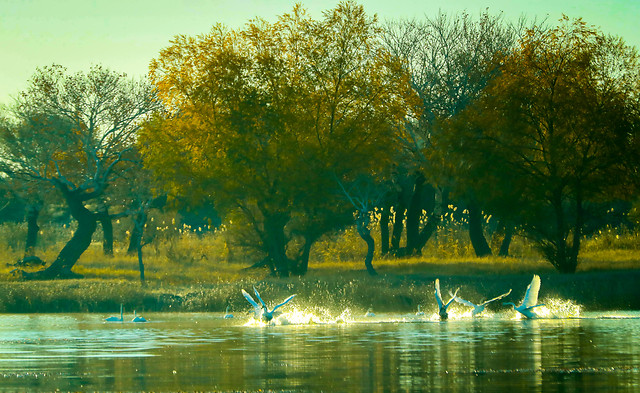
[1, 310, 639, 392]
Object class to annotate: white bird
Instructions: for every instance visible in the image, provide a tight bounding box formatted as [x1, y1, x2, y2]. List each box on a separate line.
[132, 310, 147, 322]
[503, 274, 545, 319]
[435, 279, 459, 320]
[224, 306, 234, 319]
[455, 289, 512, 317]
[364, 308, 375, 317]
[242, 287, 296, 322]
[105, 304, 123, 322]
[415, 305, 425, 316]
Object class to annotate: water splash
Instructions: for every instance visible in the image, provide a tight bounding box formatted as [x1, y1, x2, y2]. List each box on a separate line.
[240, 298, 584, 326]
[334, 308, 354, 324]
[535, 297, 581, 319]
[243, 307, 356, 326]
[505, 297, 581, 319]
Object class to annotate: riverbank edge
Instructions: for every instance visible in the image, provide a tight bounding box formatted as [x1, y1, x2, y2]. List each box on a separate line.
[1, 269, 638, 314]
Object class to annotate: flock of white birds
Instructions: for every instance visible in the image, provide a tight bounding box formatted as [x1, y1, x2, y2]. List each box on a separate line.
[435, 275, 544, 320]
[238, 274, 546, 323]
[104, 274, 545, 324]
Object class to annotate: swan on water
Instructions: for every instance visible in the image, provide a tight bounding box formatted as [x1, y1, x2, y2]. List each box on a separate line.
[105, 304, 124, 322]
[132, 310, 147, 322]
[455, 289, 512, 317]
[415, 305, 425, 316]
[224, 306, 234, 319]
[503, 274, 545, 319]
[242, 287, 296, 322]
[364, 308, 375, 317]
[435, 279, 459, 320]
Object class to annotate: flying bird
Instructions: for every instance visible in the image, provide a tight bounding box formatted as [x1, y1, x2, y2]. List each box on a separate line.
[435, 279, 459, 320]
[503, 274, 545, 319]
[455, 289, 512, 317]
[242, 287, 296, 322]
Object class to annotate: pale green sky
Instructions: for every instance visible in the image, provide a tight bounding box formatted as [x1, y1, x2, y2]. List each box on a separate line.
[1, 0, 638, 105]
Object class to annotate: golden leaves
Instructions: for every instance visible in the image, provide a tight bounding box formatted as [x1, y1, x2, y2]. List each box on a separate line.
[143, 1, 416, 209]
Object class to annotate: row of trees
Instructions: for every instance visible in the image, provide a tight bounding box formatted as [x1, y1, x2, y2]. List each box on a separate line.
[1, 2, 638, 279]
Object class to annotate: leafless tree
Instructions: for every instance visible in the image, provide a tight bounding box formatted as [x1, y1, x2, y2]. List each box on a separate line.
[382, 11, 531, 256]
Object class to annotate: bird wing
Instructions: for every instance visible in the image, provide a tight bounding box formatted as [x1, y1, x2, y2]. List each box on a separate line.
[481, 289, 513, 306]
[445, 287, 459, 308]
[522, 275, 541, 308]
[434, 279, 444, 309]
[253, 287, 267, 308]
[271, 294, 296, 313]
[455, 296, 477, 308]
[242, 289, 260, 310]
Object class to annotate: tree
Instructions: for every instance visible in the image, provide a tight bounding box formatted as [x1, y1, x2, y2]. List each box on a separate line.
[126, 168, 167, 285]
[337, 175, 390, 275]
[141, 2, 416, 276]
[0, 65, 159, 279]
[383, 11, 525, 256]
[441, 17, 640, 272]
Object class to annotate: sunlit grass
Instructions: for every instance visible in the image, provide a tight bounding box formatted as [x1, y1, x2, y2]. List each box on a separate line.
[0, 220, 638, 313]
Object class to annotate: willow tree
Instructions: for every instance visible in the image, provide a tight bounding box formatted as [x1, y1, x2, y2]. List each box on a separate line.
[0, 65, 159, 279]
[440, 17, 640, 272]
[141, 2, 416, 276]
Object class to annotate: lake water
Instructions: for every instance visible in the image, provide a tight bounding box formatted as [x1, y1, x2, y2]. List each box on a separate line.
[1, 308, 639, 392]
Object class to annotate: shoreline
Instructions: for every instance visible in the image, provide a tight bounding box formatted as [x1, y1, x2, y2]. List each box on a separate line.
[1, 269, 638, 314]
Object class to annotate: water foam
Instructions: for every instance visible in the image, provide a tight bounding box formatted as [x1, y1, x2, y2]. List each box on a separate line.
[242, 307, 356, 326]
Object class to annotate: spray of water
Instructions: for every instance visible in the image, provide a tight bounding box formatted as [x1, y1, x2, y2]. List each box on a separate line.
[242, 307, 357, 326]
[535, 297, 582, 318]
[240, 297, 583, 326]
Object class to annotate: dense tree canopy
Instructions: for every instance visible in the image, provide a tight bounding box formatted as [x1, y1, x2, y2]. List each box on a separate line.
[140, 2, 418, 276]
[1, 5, 638, 280]
[438, 17, 640, 272]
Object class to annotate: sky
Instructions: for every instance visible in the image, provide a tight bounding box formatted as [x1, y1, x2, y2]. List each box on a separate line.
[1, 0, 638, 105]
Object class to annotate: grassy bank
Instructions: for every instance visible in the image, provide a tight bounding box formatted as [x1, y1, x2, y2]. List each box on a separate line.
[1, 256, 639, 314]
[0, 223, 639, 314]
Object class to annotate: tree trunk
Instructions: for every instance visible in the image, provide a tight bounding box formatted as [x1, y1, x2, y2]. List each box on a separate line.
[137, 243, 146, 284]
[541, 186, 577, 273]
[24, 203, 40, 256]
[291, 236, 313, 276]
[415, 213, 439, 252]
[96, 204, 114, 256]
[134, 209, 148, 284]
[379, 205, 390, 255]
[410, 186, 442, 254]
[567, 191, 583, 273]
[405, 174, 424, 255]
[356, 213, 377, 276]
[390, 189, 407, 254]
[127, 213, 144, 255]
[498, 226, 513, 257]
[27, 186, 96, 279]
[263, 212, 291, 277]
[468, 203, 492, 257]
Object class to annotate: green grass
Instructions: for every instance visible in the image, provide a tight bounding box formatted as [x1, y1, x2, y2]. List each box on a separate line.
[0, 222, 638, 314]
